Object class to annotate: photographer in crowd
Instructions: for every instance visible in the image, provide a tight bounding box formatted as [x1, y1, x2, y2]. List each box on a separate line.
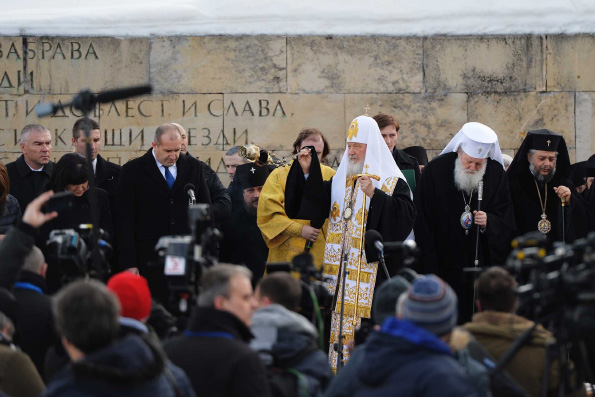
[251, 272, 331, 396]
[464, 267, 586, 396]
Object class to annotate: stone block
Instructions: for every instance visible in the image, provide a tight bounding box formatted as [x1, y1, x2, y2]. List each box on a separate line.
[468, 92, 575, 150]
[26, 37, 150, 94]
[97, 94, 223, 158]
[575, 92, 595, 161]
[222, 93, 345, 152]
[151, 36, 286, 94]
[344, 93, 468, 150]
[0, 94, 223, 162]
[424, 36, 545, 93]
[288, 36, 423, 93]
[0, 37, 27, 95]
[547, 35, 595, 92]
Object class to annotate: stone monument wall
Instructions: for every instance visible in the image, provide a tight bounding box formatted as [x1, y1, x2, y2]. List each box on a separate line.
[0, 35, 593, 184]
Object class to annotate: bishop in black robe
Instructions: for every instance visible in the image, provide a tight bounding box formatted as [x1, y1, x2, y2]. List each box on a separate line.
[507, 130, 590, 243]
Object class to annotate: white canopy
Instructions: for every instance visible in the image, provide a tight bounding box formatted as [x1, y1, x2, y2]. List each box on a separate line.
[3, 0, 595, 37]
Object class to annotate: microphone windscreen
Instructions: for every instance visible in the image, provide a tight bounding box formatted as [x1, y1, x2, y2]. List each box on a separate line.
[184, 183, 196, 193]
[365, 229, 382, 250]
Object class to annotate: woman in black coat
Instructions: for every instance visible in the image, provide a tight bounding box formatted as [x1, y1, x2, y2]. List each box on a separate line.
[0, 162, 22, 235]
[39, 153, 113, 293]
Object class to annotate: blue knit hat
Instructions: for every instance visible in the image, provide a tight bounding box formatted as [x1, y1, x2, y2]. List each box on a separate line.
[397, 274, 458, 336]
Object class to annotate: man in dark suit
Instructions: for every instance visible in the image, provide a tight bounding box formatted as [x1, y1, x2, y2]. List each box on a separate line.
[6, 124, 55, 209]
[71, 117, 121, 224]
[116, 123, 212, 302]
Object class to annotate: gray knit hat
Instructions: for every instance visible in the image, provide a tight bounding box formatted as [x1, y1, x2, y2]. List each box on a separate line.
[372, 276, 411, 325]
[397, 274, 458, 336]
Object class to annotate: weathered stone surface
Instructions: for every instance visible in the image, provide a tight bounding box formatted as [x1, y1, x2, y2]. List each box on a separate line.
[26, 37, 150, 94]
[547, 35, 595, 92]
[222, 93, 345, 151]
[0, 37, 27, 95]
[288, 37, 423, 94]
[575, 92, 595, 161]
[424, 36, 545, 93]
[151, 36, 286, 94]
[0, 94, 223, 164]
[344, 93, 468, 150]
[468, 92, 575, 150]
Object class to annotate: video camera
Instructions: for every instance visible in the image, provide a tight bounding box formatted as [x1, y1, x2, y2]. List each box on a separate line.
[268, 253, 333, 313]
[505, 231, 595, 390]
[45, 225, 112, 284]
[154, 204, 221, 317]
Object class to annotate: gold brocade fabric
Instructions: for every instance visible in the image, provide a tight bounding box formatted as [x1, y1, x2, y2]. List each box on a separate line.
[324, 177, 398, 371]
[257, 163, 336, 270]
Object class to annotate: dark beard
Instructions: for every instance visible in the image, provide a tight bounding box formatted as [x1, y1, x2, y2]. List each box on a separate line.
[244, 202, 257, 216]
[530, 163, 556, 183]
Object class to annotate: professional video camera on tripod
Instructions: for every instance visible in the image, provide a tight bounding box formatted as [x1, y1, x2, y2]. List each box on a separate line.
[503, 230, 595, 396]
[153, 203, 221, 318]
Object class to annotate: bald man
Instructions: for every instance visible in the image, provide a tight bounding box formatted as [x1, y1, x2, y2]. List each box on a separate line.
[116, 123, 214, 302]
[13, 245, 58, 375]
[171, 122, 231, 226]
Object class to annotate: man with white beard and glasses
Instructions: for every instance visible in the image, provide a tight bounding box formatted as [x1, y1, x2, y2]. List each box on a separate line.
[507, 129, 590, 242]
[414, 122, 516, 324]
[285, 115, 415, 370]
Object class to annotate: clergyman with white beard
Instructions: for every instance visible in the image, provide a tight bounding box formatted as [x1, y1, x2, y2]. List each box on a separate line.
[413, 122, 516, 324]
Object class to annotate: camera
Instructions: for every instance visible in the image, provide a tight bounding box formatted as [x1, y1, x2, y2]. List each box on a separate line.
[154, 203, 221, 317]
[504, 231, 595, 390]
[45, 225, 112, 285]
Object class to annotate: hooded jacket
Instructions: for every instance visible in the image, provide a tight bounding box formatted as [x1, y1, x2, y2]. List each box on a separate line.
[250, 304, 332, 396]
[42, 334, 195, 397]
[325, 317, 477, 397]
[465, 311, 585, 397]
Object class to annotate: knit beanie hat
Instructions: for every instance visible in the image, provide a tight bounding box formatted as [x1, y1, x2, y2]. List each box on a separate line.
[107, 273, 152, 321]
[372, 276, 411, 325]
[397, 274, 457, 336]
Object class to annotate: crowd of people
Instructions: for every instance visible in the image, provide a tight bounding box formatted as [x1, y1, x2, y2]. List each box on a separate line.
[0, 113, 594, 396]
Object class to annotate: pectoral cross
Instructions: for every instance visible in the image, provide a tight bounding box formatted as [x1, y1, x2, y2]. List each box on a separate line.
[547, 139, 551, 147]
[364, 105, 370, 116]
[250, 167, 255, 174]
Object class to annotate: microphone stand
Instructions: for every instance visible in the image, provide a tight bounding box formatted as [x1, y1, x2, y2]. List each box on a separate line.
[561, 198, 566, 244]
[376, 243, 391, 280]
[472, 180, 483, 317]
[336, 253, 349, 372]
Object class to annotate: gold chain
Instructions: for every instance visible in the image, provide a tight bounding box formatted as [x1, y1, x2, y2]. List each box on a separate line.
[534, 179, 547, 215]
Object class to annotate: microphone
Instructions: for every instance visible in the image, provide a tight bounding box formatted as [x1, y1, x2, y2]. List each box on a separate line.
[36, 85, 153, 117]
[365, 229, 384, 253]
[184, 183, 196, 205]
[95, 85, 153, 103]
[365, 230, 391, 280]
[304, 219, 325, 252]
